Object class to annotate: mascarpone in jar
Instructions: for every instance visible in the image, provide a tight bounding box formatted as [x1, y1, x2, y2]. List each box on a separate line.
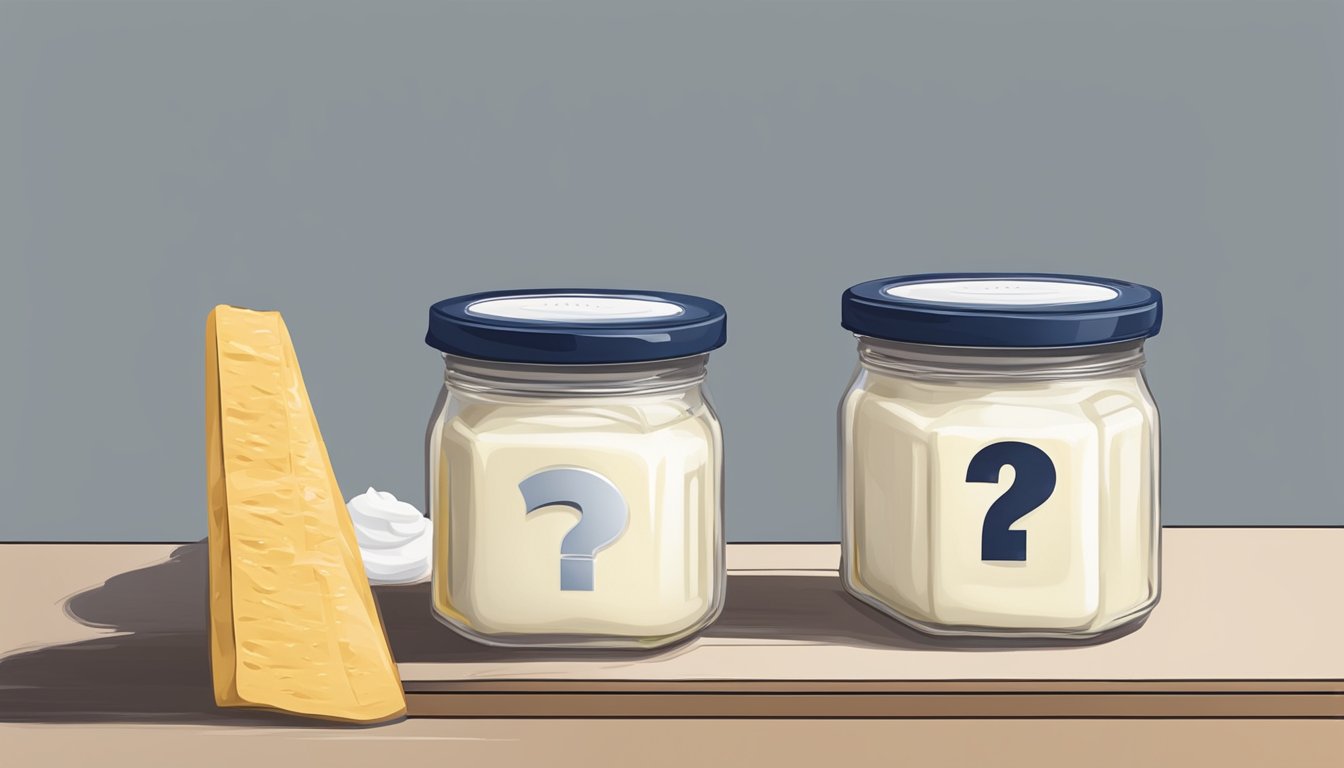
[839, 274, 1163, 638]
[424, 290, 727, 648]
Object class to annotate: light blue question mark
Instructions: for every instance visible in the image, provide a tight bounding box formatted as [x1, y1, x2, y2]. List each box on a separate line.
[519, 467, 630, 591]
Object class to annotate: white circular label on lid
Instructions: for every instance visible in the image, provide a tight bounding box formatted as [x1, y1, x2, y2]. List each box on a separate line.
[466, 295, 685, 322]
[884, 279, 1119, 306]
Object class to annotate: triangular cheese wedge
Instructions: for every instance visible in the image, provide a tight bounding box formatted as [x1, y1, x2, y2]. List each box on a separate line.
[206, 305, 405, 723]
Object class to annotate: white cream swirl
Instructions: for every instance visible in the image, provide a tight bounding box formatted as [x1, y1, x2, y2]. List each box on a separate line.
[347, 487, 432, 585]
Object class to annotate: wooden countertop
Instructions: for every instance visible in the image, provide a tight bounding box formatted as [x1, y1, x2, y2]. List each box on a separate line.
[2, 529, 1341, 765]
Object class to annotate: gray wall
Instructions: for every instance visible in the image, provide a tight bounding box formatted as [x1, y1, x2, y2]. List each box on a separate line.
[2, 1, 1341, 542]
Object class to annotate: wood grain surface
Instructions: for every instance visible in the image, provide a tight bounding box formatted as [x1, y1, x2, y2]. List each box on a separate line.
[2, 530, 1340, 722]
[392, 530, 1343, 717]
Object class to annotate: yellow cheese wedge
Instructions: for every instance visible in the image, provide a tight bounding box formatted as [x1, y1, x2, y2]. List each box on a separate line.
[206, 305, 405, 723]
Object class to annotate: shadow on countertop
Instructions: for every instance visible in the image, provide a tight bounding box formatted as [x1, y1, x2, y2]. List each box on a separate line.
[379, 574, 1145, 660]
[0, 539, 1142, 724]
[0, 541, 310, 726]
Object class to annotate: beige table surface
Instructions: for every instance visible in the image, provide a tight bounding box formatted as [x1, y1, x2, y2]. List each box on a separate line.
[2, 530, 1341, 766]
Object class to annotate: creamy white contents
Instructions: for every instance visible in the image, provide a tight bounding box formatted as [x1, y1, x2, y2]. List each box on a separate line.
[347, 488, 433, 585]
[842, 368, 1158, 635]
[431, 393, 722, 645]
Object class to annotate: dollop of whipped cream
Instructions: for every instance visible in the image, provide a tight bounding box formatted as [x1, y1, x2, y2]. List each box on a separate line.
[346, 488, 432, 585]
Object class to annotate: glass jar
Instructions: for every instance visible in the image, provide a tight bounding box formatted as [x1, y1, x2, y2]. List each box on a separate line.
[839, 274, 1162, 639]
[424, 289, 726, 648]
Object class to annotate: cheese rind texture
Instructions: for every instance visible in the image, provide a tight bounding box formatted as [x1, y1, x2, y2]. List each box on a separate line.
[206, 305, 405, 723]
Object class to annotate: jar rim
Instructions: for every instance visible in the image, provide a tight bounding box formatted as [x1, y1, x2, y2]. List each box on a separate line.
[856, 336, 1147, 381]
[442, 352, 711, 397]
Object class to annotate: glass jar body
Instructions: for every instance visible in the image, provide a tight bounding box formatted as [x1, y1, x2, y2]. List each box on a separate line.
[429, 354, 724, 648]
[840, 338, 1160, 638]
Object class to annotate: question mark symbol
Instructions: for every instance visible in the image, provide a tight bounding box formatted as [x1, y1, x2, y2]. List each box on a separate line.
[966, 441, 1057, 562]
[519, 467, 630, 591]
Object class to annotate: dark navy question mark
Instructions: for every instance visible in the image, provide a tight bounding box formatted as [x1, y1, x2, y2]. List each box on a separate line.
[519, 467, 629, 590]
[965, 441, 1056, 562]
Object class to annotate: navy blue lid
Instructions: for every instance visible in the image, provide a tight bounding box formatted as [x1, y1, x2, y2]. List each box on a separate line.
[842, 273, 1162, 348]
[426, 289, 727, 364]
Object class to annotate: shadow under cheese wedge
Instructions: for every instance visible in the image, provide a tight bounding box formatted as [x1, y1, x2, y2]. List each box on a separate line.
[205, 305, 405, 723]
